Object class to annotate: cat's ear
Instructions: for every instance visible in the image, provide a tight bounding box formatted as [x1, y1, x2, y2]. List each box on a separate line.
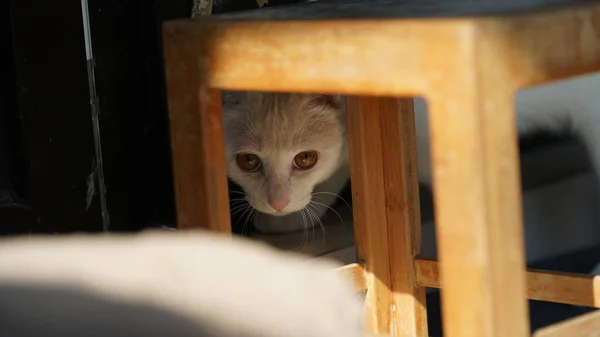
[222, 91, 244, 106]
[222, 91, 246, 125]
[311, 94, 342, 109]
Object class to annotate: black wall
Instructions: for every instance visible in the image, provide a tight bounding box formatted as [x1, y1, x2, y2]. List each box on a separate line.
[0, 0, 306, 235]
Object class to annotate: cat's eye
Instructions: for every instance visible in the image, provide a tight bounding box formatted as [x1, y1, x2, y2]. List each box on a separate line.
[236, 153, 262, 172]
[293, 150, 318, 170]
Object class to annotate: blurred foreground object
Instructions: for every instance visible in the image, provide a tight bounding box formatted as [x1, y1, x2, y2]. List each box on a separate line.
[0, 231, 363, 337]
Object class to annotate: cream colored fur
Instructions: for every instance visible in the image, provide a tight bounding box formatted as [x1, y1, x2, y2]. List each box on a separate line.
[223, 92, 349, 233]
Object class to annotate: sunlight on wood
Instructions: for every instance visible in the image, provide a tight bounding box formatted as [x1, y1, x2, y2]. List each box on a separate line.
[336, 263, 367, 292]
[533, 309, 600, 337]
[415, 259, 600, 307]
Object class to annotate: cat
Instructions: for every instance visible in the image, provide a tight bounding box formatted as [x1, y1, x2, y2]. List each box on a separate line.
[223, 91, 350, 233]
[0, 231, 363, 337]
[223, 72, 600, 235]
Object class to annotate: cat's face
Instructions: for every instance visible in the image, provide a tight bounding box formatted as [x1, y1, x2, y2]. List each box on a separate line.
[223, 92, 346, 216]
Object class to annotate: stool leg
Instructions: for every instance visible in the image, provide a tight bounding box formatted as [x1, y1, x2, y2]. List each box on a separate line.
[427, 88, 529, 337]
[163, 39, 231, 233]
[346, 96, 428, 337]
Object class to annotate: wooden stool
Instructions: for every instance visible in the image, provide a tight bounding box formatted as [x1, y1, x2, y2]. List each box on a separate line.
[162, 1, 600, 336]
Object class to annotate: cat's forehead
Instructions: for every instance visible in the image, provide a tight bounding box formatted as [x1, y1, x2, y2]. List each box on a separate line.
[224, 93, 343, 152]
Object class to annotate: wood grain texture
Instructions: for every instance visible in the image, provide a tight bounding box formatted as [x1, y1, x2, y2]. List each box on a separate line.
[414, 259, 441, 289]
[346, 97, 427, 336]
[533, 309, 600, 337]
[416, 259, 600, 307]
[426, 23, 529, 336]
[162, 33, 231, 233]
[500, 4, 600, 88]
[336, 263, 367, 292]
[161, 19, 468, 96]
[526, 269, 600, 307]
[162, 2, 600, 96]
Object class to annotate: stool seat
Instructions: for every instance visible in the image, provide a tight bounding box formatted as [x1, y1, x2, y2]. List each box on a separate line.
[210, 0, 597, 20]
[162, 2, 600, 336]
[165, 0, 600, 96]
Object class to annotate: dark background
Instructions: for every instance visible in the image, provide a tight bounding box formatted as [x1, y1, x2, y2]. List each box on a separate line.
[0, 0, 306, 235]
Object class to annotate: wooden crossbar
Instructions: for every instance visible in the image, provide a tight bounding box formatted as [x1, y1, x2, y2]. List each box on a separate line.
[337, 263, 368, 292]
[415, 259, 600, 307]
[338, 259, 600, 308]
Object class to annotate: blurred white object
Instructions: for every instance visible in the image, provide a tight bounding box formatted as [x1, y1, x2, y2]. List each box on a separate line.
[0, 230, 363, 337]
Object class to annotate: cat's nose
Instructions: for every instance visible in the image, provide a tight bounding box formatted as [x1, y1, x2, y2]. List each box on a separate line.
[269, 200, 290, 212]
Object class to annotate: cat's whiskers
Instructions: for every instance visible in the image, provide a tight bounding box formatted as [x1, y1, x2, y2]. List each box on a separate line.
[305, 202, 326, 245]
[229, 197, 249, 212]
[309, 198, 346, 227]
[241, 208, 258, 234]
[230, 203, 252, 217]
[250, 210, 260, 232]
[235, 205, 255, 229]
[311, 191, 352, 212]
[307, 208, 316, 244]
[229, 190, 247, 195]
[299, 209, 310, 250]
[230, 192, 259, 234]
[306, 203, 325, 234]
[230, 204, 248, 213]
